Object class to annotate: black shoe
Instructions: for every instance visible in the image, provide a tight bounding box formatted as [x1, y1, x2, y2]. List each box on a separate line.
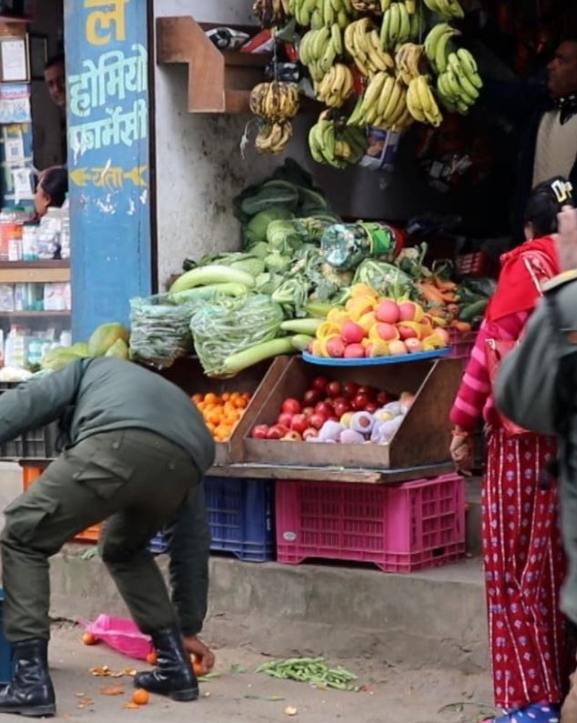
[0, 639, 56, 718]
[134, 628, 198, 702]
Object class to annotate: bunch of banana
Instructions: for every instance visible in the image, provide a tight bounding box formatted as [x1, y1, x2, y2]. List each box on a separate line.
[436, 49, 482, 114]
[348, 71, 408, 129]
[423, 23, 459, 74]
[344, 18, 394, 77]
[250, 82, 301, 122]
[300, 25, 345, 81]
[253, 0, 290, 28]
[308, 112, 367, 168]
[315, 63, 356, 107]
[422, 0, 464, 20]
[406, 75, 443, 126]
[380, 2, 420, 51]
[289, 0, 353, 29]
[255, 121, 294, 154]
[395, 43, 424, 84]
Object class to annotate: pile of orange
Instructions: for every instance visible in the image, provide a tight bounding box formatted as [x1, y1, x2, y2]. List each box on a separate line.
[192, 391, 252, 442]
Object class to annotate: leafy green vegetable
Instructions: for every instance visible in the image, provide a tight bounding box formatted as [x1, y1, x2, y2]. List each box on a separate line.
[243, 208, 293, 247]
[353, 259, 417, 299]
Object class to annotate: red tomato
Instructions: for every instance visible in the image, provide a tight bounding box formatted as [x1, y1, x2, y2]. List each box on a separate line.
[277, 412, 294, 428]
[251, 425, 269, 439]
[311, 376, 328, 393]
[302, 389, 322, 406]
[309, 412, 327, 430]
[342, 381, 359, 399]
[290, 414, 309, 434]
[326, 381, 342, 398]
[266, 424, 289, 440]
[334, 400, 351, 417]
[376, 391, 392, 406]
[315, 401, 334, 417]
[351, 394, 369, 411]
[282, 398, 302, 415]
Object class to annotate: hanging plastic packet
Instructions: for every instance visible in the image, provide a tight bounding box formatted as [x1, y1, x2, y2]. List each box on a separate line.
[264, 61, 302, 83]
[321, 222, 404, 271]
[205, 27, 250, 51]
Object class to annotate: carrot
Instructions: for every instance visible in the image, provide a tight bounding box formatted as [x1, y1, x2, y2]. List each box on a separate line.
[417, 282, 446, 305]
[433, 275, 458, 292]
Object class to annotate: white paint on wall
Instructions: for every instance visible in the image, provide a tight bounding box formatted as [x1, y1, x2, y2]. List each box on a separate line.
[152, 0, 452, 289]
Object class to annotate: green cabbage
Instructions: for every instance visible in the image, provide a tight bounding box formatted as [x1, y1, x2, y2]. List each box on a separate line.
[243, 208, 293, 247]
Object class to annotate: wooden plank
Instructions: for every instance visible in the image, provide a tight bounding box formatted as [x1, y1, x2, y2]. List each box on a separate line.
[0, 268, 70, 283]
[156, 16, 268, 114]
[0, 261, 70, 269]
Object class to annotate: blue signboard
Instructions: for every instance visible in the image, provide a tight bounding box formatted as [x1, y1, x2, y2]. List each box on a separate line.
[64, 0, 152, 341]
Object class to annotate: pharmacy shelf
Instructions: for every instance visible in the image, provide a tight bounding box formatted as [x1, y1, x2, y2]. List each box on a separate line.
[0, 311, 71, 319]
[0, 262, 70, 284]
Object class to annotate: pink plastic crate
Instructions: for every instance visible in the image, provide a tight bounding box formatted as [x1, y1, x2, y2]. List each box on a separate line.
[275, 473, 465, 573]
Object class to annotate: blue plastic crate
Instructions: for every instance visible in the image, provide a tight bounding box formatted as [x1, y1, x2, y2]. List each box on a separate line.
[148, 532, 167, 555]
[206, 477, 274, 562]
[0, 590, 13, 683]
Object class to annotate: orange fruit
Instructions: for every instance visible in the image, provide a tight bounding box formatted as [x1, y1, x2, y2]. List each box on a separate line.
[192, 658, 205, 677]
[146, 651, 157, 666]
[132, 689, 150, 705]
[82, 632, 97, 646]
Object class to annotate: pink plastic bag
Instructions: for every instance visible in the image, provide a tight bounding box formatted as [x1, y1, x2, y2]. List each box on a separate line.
[82, 615, 153, 661]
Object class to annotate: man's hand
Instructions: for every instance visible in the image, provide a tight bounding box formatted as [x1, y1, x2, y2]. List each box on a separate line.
[182, 635, 215, 673]
[556, 206, 577, 272]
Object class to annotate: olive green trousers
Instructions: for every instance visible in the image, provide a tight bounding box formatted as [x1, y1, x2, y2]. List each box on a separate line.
[1, 429, 199, 642]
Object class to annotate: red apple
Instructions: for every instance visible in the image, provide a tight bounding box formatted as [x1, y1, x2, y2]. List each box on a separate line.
[351, 394, 370, 411]
[326, 337, 346, 358]
[251, 424, 269, 439]
[311, 375, 328, 393]
[365, 401, 378, 414]
[303, 388, 322, 406]
[303, 428, 319, 440]
[405, 338, 424, 353]
[341, 321, 366, 344]
[375, 299, 400, 324]
[344, 343, 366, 359]
[266, 424, 289, 440]
[281, 431, 303, 441]
[341, 381, 359, 399]
[389, 340, 408, 355]
[326, 381, 342, 398]
[302, 406, 315, 418]
[376, 390, 392, 406]
[376, 323, 399, 341]
[277, 412, 294, 428]
[398, 324, 418, 340]
[315, 401, 334, 417]
[309, 412, 328, 430]
[434, 327, 450, 345]
[282, 398, 302, 415]
[290, 414, 309, 434]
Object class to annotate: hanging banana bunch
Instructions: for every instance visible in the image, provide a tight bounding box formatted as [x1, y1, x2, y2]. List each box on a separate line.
[250, 82, 301, 155]
[253, 0, 291, 28]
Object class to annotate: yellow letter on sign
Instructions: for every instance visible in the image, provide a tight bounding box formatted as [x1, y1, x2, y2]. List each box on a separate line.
[85, 0, 128, 46]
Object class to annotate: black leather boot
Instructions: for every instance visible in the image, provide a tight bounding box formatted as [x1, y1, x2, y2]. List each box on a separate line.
[0, 639, 56, 717]
[134, 628, 198, 702]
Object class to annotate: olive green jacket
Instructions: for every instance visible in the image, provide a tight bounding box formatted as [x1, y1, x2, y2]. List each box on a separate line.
[0, 357, 216, 636]
[495, 272, 577, 624]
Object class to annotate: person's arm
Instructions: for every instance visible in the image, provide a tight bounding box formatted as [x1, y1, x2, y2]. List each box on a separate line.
[164, 484, 215, 671]
[0, 360, 85, 443]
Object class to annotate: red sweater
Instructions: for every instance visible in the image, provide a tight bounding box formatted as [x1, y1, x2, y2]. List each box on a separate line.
[450, 310, 529, 431]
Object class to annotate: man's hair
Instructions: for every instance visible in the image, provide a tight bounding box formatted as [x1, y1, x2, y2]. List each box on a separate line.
[44, 53, 65, 72]
[40, 167, 68, 208]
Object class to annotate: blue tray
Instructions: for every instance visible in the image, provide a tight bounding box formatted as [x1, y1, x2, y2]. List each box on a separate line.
[302, 347, 452, 366]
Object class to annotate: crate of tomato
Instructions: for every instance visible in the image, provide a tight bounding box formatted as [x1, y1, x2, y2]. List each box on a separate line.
[245, 356, 463, 472]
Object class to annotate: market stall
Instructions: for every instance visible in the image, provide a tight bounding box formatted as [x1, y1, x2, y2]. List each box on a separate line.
[3, 0, 571, 572]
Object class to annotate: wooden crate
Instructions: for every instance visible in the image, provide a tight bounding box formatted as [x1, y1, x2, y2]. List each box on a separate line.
[243, 356, 462, 471]
[161, 355, 291, 465]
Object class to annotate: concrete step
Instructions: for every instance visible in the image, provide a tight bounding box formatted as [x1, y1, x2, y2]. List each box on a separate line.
[49, 551, 488, 675]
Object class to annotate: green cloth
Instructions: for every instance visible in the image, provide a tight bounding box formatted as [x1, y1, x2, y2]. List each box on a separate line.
[2, 429, 200, 641]
[0, 357, 215, 476]
[495, 275, 577, 625]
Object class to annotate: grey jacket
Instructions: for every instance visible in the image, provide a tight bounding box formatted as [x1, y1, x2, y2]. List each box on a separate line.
[495, 272, 577, 624]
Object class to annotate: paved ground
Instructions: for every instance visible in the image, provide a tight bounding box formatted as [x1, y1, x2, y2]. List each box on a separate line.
[0, 626, 496, 723]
